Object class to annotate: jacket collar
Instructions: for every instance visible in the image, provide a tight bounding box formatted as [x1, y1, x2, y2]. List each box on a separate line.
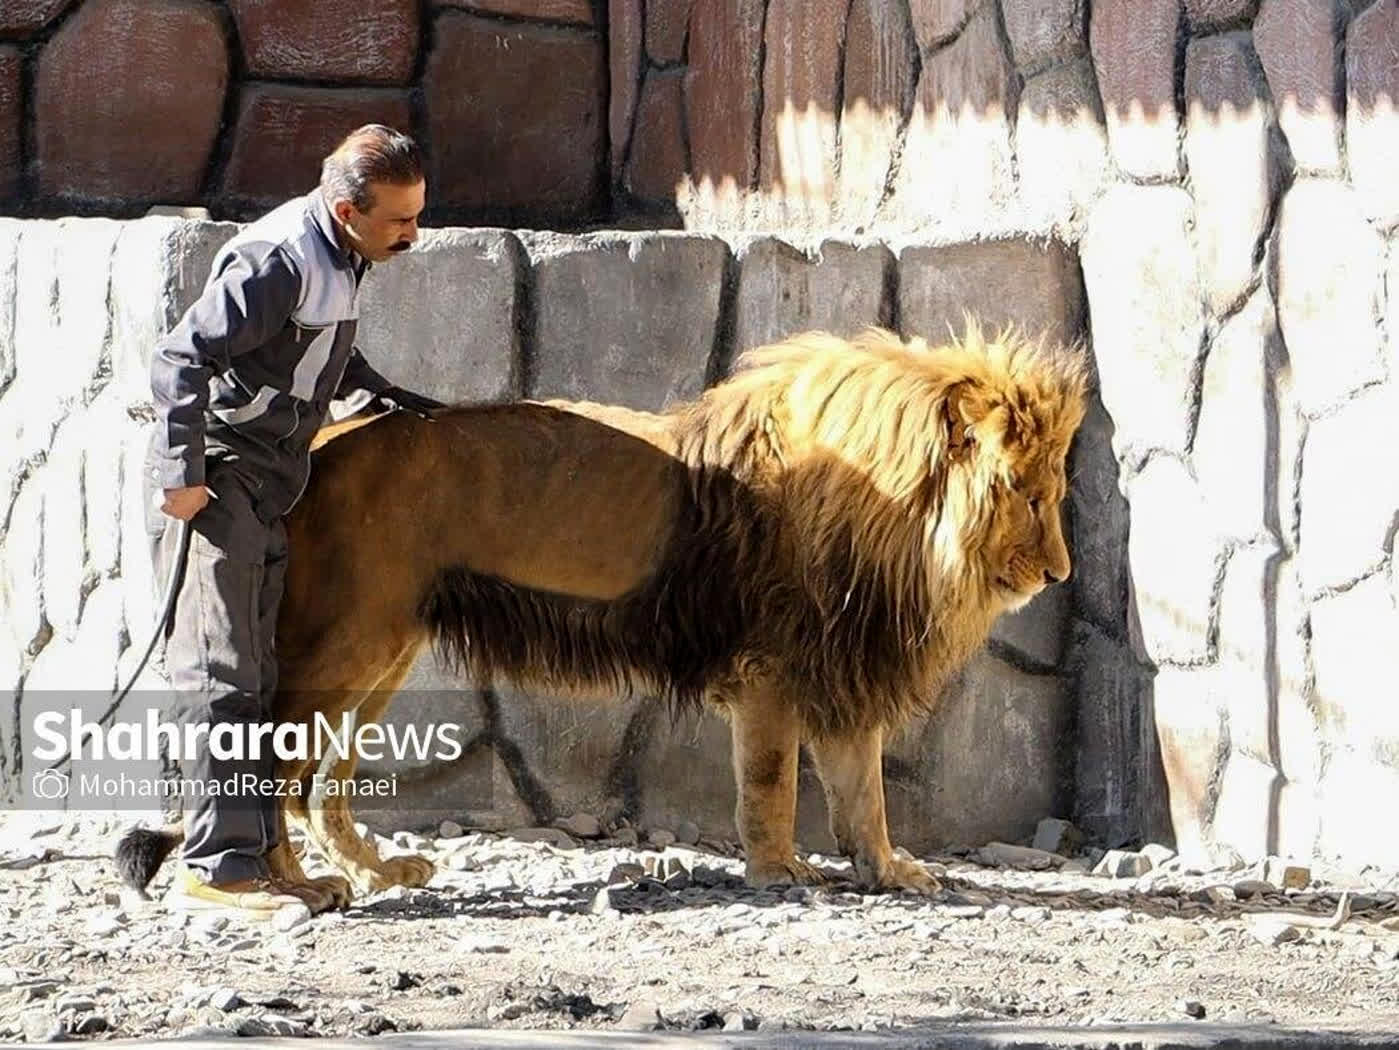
[307, 190, 369, 276]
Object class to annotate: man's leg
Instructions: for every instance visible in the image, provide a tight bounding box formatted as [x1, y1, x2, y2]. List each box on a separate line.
[145, 466, 322, 914]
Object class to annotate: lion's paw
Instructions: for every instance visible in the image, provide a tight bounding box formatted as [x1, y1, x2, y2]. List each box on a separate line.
[744, 855, 830, 889]
[379, 853, 435, 889]
[858, 855, 943, 896]
[307, 874, 354, 910]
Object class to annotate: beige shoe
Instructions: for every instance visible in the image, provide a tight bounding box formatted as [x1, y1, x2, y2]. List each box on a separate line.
[168, 864, 329, 918]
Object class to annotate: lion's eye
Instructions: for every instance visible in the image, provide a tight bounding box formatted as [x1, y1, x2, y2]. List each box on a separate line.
[1027, 496, 1041, 514]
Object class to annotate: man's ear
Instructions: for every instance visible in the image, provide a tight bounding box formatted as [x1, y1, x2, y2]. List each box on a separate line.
[333, 199, 355, 225]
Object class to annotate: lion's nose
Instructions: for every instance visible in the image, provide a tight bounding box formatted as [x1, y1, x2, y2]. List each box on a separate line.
[1044, 566, 1068, 585]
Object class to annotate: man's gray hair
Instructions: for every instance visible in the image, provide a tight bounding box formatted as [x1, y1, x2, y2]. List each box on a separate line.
[320, 124, 424, 212]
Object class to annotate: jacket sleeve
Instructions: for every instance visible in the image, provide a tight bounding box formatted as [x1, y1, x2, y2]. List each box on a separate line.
[333, 345, 395, 403]
[149, 246, 301, 489]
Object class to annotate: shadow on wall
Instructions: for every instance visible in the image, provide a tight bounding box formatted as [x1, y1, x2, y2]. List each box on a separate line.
[0, 0, 1392, 231]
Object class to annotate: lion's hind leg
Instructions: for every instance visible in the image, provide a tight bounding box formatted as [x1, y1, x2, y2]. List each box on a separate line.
[729, 687, 829, 889]
[807, 725, 942, 896]
[300, 647, 436, 896]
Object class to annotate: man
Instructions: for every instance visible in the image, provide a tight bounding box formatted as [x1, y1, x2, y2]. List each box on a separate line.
[142, 125, 442, 918]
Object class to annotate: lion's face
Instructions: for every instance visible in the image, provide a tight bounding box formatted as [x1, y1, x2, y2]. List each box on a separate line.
[983, 445, 1073, 611]
[937, 356, 1085, 612]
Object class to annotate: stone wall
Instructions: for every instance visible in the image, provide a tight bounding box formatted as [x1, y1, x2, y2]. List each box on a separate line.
[0, 219, 1084, 855]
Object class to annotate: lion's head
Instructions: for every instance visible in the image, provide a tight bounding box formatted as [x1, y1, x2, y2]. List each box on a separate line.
[712, 324, 1089, 627]
[928, 322, 1088, 612]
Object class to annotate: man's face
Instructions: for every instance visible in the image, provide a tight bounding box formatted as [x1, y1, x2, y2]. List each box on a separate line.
[334, 178, 425, 263]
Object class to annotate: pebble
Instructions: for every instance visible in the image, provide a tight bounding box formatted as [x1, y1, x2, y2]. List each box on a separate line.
[438, 820, 465, 839]
[73, 1015, 109, 1035]
[1265, 858, 1311, 891]
[1011, 906, 1052, 923]
[272, 904, 312, 932]
[944, 905, 984, 919]
[676, 821, 702, 846]
[976, 842, 1062, 870]
[1250, 918, 1301, 947]
[591, 888, 618, 916]
[511, 827, 578, 850]
[618, 999, 663, 1030]
[237, 1016, 307, 1037]
[1233, 879, 1275, 899]
[556, 813, 602, 839]
[1141, 843, 1177, 868]
[1032, 817, 1083, 855]
[458, 935, 510, 954]
[723, 1010, 755, 1031]
[1180, 999, 1206, 1019]
[648, 829, 677, 848]
[1094, 850, 1152, 878]
[612, 828, 640, 847]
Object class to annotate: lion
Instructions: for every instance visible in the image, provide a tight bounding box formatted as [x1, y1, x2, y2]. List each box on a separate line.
[116, 324, 1087, 911]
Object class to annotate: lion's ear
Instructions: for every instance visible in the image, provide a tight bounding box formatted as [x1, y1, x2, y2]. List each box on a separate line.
[943, 380, 1009, 458]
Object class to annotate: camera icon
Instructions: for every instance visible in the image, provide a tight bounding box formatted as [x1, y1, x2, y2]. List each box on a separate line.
[31, 768, 70, 801]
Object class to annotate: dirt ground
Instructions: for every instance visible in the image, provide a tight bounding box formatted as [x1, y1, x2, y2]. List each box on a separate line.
[4, 812, 1399, 1042]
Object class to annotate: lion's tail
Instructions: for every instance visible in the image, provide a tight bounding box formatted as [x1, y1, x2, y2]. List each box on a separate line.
[113, 825, 184, 891]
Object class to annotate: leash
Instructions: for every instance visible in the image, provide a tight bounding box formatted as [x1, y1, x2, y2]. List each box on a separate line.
[44, 516, 192, 771]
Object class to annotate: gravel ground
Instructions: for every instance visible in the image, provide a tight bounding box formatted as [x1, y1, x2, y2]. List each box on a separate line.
[4, 812, 1399, 1043]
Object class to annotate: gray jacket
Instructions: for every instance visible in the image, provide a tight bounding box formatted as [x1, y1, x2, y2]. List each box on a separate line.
[147, 190, 394, 524]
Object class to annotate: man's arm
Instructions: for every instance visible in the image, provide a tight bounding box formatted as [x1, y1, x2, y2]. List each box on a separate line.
[150, 246, 301, 490]
[332, 346, 445, 421]
[333, 346, 394, 405]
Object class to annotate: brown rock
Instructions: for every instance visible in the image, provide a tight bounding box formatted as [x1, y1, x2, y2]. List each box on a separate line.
[436, 0, 594, 24]
[1001, 0, 1086, 71]
[838, 0, 917, 227]
[609, 0, 643, 178]
[222, 85, 413, 207]
[35, 0, 228, 203]
[898, 239, 1085, 349]
[646, 0, 692, 63]
[1345, 0, 1399, 226]
[229, 0, 419, 85]
[908, 0, 971, 49]
[685, 0, 764, 191]
[758, 0, 842, 218]
[1254, 0, 1343, 173]
[425, 12, 605, 215]
[1184, 0, 1258, 27]
[0, 0, 73, 36]
[1090, 0, 1181, 179]
[0, 47, 19, 201]
[625, 69, 687, 201]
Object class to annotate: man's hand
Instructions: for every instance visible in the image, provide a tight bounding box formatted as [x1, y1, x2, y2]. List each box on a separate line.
[161, 486, 210, 520]
[365, 385, 445, 421]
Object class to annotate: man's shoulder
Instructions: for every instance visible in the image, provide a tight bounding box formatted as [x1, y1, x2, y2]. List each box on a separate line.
[218, 194, 319, 276]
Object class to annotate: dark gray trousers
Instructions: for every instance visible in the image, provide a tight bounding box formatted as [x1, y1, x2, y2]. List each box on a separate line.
[144, 455, 288, 885]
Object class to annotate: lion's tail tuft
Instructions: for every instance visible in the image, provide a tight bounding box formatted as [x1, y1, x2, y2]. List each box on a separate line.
[113, 825, 183, 891]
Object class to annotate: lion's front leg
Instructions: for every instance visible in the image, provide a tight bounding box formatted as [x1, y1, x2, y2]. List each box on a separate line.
[729, 690, 828, 889]
[808, 725, 942, 896]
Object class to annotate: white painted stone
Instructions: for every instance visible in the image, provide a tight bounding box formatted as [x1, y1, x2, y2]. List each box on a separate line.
[1211, 749, 1276, 862]
[0, 219, 19, 395]
[1015, 59, 1109, 238]
[1316, 751, 1399, 867]
[1213, 544, 1279, 763]
[1125, 457, 1220, 665]
[40, 416, 87, 641]
[1185, 33, 1280, 315]
[1345, 0, 1399, 229]
[1310, 573, 1399, 757]
[1152, 663, 1228, 862]
[82, 390, 127, 581]
[1193, 289, 1277, 542]
[1081, 185, 1205, 459]
[1272, 180, 1385, 416]
[2, 478, 45, 654]
[1297, 383, 1399, 594]
[55, 218, 121, 406]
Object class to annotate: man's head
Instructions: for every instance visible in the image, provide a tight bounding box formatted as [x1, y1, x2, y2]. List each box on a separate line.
[320, 124, 425, 263]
